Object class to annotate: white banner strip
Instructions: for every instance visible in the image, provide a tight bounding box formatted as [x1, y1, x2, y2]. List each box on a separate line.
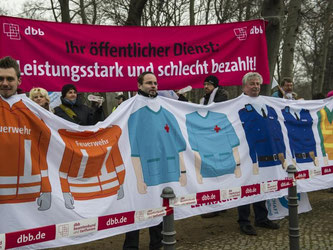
[134, 207, 167, 222]
[170, 194, 197, 207]
[55, 218, 98, 239]
[0, 234, 5, 250]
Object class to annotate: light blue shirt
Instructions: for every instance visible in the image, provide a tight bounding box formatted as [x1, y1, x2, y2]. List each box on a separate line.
[128, 106, 186, 186]
[186, 111, 239, 177]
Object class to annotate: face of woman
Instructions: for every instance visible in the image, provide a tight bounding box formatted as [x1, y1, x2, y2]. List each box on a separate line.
[32, 94, 48, 107]
[65, 89, 77, 101]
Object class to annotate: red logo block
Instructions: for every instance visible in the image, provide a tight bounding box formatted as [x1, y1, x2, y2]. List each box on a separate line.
[295, 170, 309, 180]
[98, 211, 135, 230]
[241, 184, 261, 198]
[196, 190, 220, 205]
[322, 166, 333, 175]
[277, 178, 293, 190]
[5, 225, 55, 249]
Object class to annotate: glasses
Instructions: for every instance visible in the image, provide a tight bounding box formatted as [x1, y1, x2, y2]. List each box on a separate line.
[143, 81, 158, 86]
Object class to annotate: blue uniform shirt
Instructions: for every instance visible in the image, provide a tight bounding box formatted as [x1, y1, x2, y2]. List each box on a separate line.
[186, 111, 240, 177]
[282, 107, 317, 163]
[239, 104, 286, 167]
[128, 106, 186, 186]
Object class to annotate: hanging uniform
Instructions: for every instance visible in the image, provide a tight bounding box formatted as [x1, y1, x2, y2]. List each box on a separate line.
[282, 107, 317, 164]
[58, 126, 125, 200]
[128, 106, 186, 186]
[239, 104, 286, 167]
[186, 111, 239, 177]
[0, 97, 51, 203]
[317, 107, 333, 159]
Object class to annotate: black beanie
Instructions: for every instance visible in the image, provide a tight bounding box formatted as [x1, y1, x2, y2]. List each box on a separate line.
[204, 75, 219, 88]
[61, 84, 77, 98]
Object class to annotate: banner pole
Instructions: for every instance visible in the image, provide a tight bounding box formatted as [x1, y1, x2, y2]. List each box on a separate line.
[161, 187, 176, 250]
[287, 165, 300, 250]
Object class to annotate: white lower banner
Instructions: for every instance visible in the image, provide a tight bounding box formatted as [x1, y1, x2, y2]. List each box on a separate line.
[1, 93, 333, 248]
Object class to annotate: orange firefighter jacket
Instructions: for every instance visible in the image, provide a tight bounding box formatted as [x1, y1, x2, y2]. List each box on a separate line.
[0, 98, 51, 203]
[58, 126, 125, 200]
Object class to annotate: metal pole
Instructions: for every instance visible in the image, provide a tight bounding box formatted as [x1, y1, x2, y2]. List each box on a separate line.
[161, 187, 176, 250]
[287, 164, 299, 250]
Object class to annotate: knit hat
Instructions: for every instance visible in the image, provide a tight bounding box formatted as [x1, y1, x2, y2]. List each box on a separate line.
[61, 84, 77, 98]
[204, 75, 219, 88]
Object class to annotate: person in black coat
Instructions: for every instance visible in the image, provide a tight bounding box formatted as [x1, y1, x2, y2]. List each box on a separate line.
[54, 84, 104, 125]
[200, 75, 229, 105]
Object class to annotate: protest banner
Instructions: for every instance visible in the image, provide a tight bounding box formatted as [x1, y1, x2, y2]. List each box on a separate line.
[0, 16, 269, 92]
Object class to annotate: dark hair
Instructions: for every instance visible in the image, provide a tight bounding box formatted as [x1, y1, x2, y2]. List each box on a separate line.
[281, 77, 293, 87]
[137, 71, 155, 85]
[61, 84, 77, 98]
[0, 56, 21, 79]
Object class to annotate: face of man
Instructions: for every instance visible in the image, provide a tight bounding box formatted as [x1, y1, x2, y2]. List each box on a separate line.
[204, 82, 215, 94]
[243, 76, 261, 97]
[138, 73, 158, 96]
[282, 81, 293, 94]
[65, 89, 77, 101]
[0, 67, 21, 98]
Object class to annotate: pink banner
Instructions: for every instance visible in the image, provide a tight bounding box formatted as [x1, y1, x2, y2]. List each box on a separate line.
[0, 16, 269, 92]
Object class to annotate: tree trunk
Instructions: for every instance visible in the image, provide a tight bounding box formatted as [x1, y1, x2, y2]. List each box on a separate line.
[261, 0, 284, 95]
[316, 1, 333, 95]
[189, 0, 195, 25]
[125, 0, 148, 26]
[58, 0, 70, 23]
[280, 0, 302, 79]
[80, 0, 88, 24]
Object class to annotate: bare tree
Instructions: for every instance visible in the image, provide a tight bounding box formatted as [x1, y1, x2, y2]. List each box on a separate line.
[261, 0, 284, 95]
[280, 0, 302, 79]
[125, 0, 148, 25]
[58, 0, 70, 22]
[316, 1, 333, 94]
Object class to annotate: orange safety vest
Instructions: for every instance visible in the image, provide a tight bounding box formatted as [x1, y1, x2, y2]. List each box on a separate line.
[58, 126, 125, 200]
[0, 98, 51, 203]
[319, 108, 333, 159]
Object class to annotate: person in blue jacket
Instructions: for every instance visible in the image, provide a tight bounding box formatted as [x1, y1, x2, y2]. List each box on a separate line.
[237, 72, 280, 236]
[282, 106, 318, 166]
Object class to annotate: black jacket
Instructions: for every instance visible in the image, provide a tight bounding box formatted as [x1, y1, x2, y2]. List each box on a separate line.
[203, 86, 229, 105]
[54, 97, 104, 125]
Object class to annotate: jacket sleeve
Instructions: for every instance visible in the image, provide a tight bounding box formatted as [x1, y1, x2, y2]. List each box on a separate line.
[317, 109, 326, 156]
[58, 130, 72, 193]
[186, 113, 199, 151]
[38, 120, 52, 193]
[239, 108, 257, 164]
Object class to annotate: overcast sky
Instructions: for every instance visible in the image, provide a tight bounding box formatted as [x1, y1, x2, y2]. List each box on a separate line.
[1, 0, 27, 16]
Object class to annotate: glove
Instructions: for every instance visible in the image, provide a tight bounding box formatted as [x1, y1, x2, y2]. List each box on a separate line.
[117, 185, 124, 200]
[63, 192, 75, 209]
[37, 192, 51, 211]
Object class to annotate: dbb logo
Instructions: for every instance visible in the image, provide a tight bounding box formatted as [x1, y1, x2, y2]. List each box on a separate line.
[106, 216, 127, 226]
[250, 26, 263, 34]
[17, 231, 46, 243]
[25, 26, 44, 36]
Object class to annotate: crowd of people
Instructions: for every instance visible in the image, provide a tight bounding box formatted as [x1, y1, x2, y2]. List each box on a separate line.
[1, 55, 332, 249]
